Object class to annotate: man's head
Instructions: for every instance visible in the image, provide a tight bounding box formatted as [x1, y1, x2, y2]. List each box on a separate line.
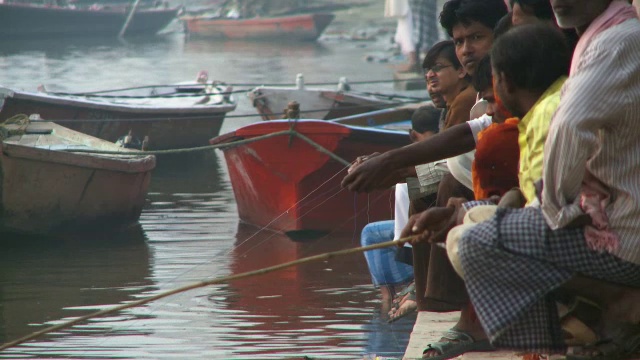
[510, 0, 555, 26]
[472, 55, 511, 123]
[422, 40, 468, 103]
[551, 0, 612, 31]
[491, 23, 571, 118]
[440, 0, 508, 76]
[410, 106, 441, 142]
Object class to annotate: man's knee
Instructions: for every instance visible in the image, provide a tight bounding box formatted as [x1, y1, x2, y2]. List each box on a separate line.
[360, 220, 394, 247]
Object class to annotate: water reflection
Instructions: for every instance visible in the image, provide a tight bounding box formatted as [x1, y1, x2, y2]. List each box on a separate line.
[219, 223, 411, 359]
[0, 34, 184, 58]
[0, 225, 153, 347]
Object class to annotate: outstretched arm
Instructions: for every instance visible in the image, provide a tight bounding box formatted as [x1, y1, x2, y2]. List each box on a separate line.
[341, 122, 476, 193]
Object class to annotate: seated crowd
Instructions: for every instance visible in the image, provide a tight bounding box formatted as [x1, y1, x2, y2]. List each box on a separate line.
[347, 0, 640, 359]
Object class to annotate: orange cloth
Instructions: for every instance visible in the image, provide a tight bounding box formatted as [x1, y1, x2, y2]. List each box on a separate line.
[472, 118, 520, 200]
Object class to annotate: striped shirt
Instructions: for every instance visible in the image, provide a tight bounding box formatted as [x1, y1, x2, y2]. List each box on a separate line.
[541, 19, 640, 264]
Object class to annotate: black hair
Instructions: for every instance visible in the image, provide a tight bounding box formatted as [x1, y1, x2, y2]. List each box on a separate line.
[472, 55, 492, 93]
[422, 40, 462, 70]
[493, 12, 513, 39]
[411, 106, 442, 134]
[491, 23, 570, 93]
[509, 0, 554, 21]
[440, 0, 508, 37]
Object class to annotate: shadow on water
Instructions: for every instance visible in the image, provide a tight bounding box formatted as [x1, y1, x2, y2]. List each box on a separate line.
[0, 225, 154, 345]
[149, 150, 226, 194]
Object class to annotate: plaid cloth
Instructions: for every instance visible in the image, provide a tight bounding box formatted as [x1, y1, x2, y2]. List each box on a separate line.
[409, 0, 439, 51]
[458, 206, 640, 353]
[408, 161, 449, 201]
[361, 220, 414, 287]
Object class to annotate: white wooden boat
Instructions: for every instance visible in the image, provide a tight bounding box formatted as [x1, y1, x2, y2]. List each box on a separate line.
[0, 73, 237, 150]
[248, 74, 422, 121]
[0, 119, 155, 235]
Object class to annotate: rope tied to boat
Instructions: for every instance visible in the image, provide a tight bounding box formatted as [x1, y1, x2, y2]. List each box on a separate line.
[0, 235, 417, 351]
[284, 101, 301, 147]
[65, 129, 352, 166]
[0, 114, 30, 141]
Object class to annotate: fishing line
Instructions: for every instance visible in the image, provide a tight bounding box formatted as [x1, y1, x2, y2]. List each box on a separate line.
[2, 140, 396, 353]
[0, 235, 417, 352]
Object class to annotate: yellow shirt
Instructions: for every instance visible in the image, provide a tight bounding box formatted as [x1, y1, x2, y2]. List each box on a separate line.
[518, 76, 567, 205]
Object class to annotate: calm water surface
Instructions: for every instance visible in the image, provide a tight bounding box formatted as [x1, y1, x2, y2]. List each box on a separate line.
[0, 19, 424, 359]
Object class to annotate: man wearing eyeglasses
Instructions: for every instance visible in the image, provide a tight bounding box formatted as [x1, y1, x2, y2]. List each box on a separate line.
[423, 40, 476, 131]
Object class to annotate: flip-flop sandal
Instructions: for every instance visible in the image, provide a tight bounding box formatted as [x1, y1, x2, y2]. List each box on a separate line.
[566, 323, 640, 360]
[560, 297, 601, 346]
[421, 328, 495, 359]
[387, 290, 417, 323]
[390, 282, 416, 311]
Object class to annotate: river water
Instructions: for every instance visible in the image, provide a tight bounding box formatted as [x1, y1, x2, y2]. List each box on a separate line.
[0, 8, 426, 359]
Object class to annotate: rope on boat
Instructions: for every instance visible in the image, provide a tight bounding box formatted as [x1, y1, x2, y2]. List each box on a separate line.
[0, 236, 416, 351]
[46, 88, 425, 101]
[32, 98, 426, 124]
[0, 114, 30, 140]
[53, 77, 425, 96]
[64, 129, 352, 166]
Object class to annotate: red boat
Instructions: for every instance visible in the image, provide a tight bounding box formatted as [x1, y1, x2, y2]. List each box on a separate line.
[210, 118, 412, 239]
[182, 13, 335, 41]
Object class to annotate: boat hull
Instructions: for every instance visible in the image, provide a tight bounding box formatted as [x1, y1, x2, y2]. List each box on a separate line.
[212, 120, 410, 236]
[0, 122, 155, 235]
[0, 3, 179, 38]
[183, 13, 335, 41]
[0, 89, 235, 150]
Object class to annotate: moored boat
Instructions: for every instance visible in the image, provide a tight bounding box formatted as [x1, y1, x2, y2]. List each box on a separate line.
[182, 13, 335, 41]
[0, 2, 180, 38]
[249, 74, 423, 121]
[0, 77, 237, 150]
[0, 118, 155, 235]
[210, 118, 412, 238]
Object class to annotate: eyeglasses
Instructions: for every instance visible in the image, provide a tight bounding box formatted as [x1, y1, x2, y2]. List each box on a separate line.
[424, 64, 453, 75]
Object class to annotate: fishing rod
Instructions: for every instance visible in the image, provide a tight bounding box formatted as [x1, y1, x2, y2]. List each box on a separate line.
[0, 235, 416, 351]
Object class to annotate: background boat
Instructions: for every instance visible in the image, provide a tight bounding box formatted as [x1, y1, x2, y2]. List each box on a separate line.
[0, 80, 237, 150]
[249, 74, 424, 121]
[182, 12, 335, 41]
[0, 1, 180, 38]
[0, 119, 155, 235]
[210, 118, 412, 239]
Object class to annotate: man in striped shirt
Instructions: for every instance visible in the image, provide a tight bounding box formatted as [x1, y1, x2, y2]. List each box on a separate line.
[455, 0, 640, 357]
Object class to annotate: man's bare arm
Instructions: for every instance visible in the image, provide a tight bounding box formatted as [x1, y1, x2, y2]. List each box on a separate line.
[341, 123, 475, 192]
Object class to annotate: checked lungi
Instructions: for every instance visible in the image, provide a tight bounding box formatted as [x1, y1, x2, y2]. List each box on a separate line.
[409, 0, 439, 52]
[458, 206, 640, 353]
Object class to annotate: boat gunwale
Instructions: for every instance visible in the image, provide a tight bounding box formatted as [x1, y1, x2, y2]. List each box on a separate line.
[0, 87, 238, 115]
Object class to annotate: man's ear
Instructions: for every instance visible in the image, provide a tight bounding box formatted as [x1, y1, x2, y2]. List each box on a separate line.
[499, 71, 517, 94]
[409, 129, 419, 143]
[457, 66, 468, 79]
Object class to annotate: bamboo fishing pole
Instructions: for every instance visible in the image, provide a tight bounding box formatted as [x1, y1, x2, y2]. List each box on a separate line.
[0, 236, 416, 351]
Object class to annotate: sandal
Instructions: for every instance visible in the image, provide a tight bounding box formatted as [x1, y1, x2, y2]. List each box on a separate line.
[389, 282, 415, 312]
[421, 328, 495, 359]
[560, 296, 602, 346]
[387, 289, 417, 323]
[566, 323, 640, 360]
